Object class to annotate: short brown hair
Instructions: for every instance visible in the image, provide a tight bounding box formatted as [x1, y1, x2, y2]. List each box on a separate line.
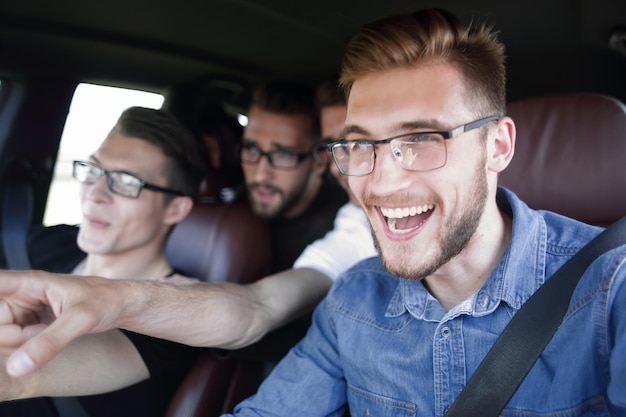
[340, 8, 506, 117]
[251, 81, 320, 140]
[113, 106, 208, 199]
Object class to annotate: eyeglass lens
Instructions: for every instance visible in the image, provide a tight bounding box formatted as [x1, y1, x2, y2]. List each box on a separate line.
[73, 161, 142, 198]
[331, 116, 497, 176]
[241, 145, 307, 169]
[331, 133, 446, 176]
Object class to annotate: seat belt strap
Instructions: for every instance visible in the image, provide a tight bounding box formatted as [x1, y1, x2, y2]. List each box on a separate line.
[51, 397, 91, 417]
[2, 183, 33, 269]
[2, 183, 91, 417]
[444, 215, 626, 417]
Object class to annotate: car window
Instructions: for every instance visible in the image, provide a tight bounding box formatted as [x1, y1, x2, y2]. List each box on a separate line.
[43, 83, 163, 226]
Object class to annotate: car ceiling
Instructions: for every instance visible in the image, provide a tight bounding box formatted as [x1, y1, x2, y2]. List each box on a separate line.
[0, 0, 625, 102]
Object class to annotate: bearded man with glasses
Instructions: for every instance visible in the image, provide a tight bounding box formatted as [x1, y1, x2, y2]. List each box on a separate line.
[223, 81, 348, 365]
[239, 81, 348, 273]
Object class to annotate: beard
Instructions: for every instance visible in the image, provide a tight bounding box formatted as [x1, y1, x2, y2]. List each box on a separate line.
[247, 182, 307, 220]
[374, 157, 489, 281]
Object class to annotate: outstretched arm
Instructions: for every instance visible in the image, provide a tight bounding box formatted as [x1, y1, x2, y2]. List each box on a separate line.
[0, 268, 331, 376]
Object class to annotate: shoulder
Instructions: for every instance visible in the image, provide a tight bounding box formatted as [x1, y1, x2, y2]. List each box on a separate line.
[27, 224, 84, 272]
[502, 187, 604, 262]
[541, 210, 604, 255]
[572, 234, 626, 306]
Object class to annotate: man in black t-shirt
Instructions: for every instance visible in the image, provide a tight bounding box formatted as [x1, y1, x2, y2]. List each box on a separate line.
[0, 106, 208, 417]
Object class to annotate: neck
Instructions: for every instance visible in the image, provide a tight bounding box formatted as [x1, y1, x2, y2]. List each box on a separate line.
[282, 174, 323, 219]
[77, 250, 173, 281]
[424, 204, 512, 311]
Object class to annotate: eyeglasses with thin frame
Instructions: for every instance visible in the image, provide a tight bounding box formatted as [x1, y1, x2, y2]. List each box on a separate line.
[240, 143, 312, 170]
[327, 115, 499, 176]
[72, 160, 185, 198]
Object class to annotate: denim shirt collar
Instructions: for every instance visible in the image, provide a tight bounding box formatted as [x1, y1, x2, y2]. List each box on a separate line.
[385, 187, 548, 322]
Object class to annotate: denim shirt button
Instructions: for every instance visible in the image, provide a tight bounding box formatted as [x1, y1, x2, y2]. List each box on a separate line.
[441, 326, 451, 338]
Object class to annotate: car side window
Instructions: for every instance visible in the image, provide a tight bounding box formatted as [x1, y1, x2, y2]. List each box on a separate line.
[43, 83, 163, 226]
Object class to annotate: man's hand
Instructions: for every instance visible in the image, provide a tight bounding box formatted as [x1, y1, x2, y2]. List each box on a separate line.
[0, 270, 126, 376]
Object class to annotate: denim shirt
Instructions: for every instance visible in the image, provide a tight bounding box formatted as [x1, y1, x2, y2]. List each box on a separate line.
[226, 188, 626, 417]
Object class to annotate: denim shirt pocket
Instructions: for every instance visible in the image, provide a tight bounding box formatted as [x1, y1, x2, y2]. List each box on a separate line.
[347, 384, 416, 417]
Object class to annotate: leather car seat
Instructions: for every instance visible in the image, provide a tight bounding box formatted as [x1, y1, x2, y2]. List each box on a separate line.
[501, 93, 626, 226]
[164, 200, 271, 417]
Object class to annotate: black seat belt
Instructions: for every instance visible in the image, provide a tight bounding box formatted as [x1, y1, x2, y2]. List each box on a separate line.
[1, 176, 90, 417]
[444, 215, 626, 417]
[1, 182, 33, 269]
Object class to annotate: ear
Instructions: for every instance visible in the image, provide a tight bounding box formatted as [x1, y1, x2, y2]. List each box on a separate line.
[163, 196, 194, 226]
[487, 116, 516, 173]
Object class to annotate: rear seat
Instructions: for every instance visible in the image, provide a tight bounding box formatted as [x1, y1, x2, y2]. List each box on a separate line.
[501, 93, 626, 226]
[165, 200, 271, 417]
[166, 200, 270, 283]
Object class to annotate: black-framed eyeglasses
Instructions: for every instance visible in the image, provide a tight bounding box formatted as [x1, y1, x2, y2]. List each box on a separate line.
[327, 115, 499, 176]
[72, 160, 185, 199]
[240, 143, 312, 170]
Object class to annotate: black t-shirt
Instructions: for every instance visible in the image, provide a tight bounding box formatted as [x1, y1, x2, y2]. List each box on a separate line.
[0, 225, 205, 417]
[269, 176, 348, 273]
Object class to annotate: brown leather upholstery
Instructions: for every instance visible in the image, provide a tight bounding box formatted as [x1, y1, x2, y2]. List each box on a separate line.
[164, 200, 271, 417]
[166, 200, 270, 283]
[501, 93, 626, 226]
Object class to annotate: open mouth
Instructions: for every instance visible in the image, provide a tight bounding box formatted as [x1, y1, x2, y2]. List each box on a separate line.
[252, 185, 280, 202]
[380, 204, 434, 234]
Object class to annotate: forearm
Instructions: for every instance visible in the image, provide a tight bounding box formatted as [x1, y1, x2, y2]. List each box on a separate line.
[114, 280, 269, 348]
[0, 269, 332, 377]
[116, 269, 332, 349]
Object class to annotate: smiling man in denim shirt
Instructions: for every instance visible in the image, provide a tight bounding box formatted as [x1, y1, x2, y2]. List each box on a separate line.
[223, 7, 626, 417]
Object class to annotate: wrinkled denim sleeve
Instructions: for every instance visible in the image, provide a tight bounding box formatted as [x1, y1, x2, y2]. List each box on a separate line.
[223, 298, 348, 417]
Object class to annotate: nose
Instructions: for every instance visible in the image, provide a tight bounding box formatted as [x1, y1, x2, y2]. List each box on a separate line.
[82, 174, 113, 201]
[369, 145, 412, 194]
[252, 154, 275, 183]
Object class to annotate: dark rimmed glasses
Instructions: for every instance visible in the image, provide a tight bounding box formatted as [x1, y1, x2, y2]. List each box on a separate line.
[72, 160, 185, 198]
[240, 143, 312, 170]
[327, 115, 499, 176]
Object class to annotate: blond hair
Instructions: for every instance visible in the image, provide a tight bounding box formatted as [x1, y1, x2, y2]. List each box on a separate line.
[340, 8, 506, 116]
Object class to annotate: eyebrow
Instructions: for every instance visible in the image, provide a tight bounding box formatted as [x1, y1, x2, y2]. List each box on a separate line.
[242, 138, 308, 152]
[341, 124, 370, 138]
[342, 117, 447, 139]
[87, 155, 144, 179]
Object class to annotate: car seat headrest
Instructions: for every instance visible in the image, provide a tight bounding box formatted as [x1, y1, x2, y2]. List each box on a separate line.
[166, 201, 271, 283]
[500, 93, 626, 226]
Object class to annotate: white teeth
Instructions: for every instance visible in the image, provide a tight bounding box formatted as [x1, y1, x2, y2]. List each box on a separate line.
[381, 204, 433, 219]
